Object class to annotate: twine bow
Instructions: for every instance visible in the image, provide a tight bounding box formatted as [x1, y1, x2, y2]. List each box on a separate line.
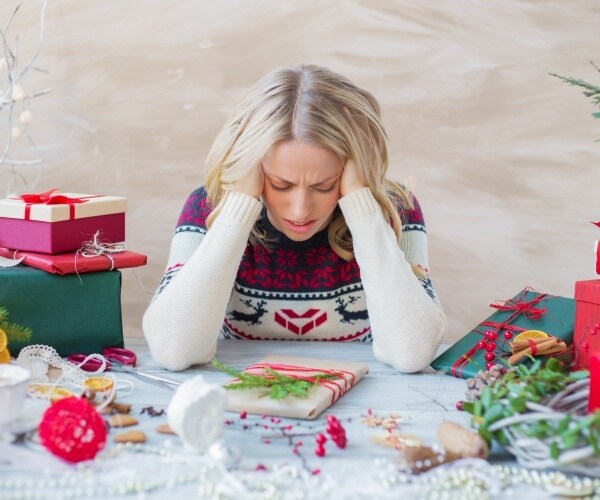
[75, 231, 125, 273]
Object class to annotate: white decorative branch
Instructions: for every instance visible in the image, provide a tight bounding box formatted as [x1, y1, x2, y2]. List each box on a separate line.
[0, 0, 50, 195]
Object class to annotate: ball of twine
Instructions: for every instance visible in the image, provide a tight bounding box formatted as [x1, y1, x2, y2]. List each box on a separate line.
[167, 374, 228, 454]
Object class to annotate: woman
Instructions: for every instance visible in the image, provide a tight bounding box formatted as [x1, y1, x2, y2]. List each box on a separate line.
[143, 64, 446, 372]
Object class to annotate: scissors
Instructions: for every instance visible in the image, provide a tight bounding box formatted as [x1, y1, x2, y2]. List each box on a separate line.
[67, 347, 181, 390]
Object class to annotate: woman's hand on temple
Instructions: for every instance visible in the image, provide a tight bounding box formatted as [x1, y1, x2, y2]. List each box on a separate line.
[227, 163, 264, 200]
[340, 159, 367, 197]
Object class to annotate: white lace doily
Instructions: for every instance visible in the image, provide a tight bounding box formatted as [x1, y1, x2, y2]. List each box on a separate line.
[16, 344, 104, 386]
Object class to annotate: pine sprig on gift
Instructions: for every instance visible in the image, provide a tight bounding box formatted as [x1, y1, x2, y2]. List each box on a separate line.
[461, 358, 598, 459]
[0, 306, 32, 342]
[212, 359, 343, 401]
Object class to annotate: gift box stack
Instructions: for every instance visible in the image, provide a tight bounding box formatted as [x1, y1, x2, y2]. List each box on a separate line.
[0, 189, 147, 357]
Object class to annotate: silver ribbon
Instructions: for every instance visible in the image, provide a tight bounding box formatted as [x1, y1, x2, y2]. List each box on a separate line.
[75, 230, 125, 273]
[0, 254, 24, 267]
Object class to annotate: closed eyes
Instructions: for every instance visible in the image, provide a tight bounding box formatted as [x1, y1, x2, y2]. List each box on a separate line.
[269, 182, 336, 194]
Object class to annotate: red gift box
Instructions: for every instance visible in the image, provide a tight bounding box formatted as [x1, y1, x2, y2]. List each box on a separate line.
[573, 279, 600, 370]
[589, 353, 600, 412]
[0, 247, 146, 275]
[0, 191, 126, 254]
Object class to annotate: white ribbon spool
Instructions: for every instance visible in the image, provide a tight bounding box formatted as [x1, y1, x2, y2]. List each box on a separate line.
[167, 374, 228, 454]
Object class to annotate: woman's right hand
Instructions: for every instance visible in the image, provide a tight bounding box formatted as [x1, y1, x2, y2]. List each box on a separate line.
[226, 163, 264, 200]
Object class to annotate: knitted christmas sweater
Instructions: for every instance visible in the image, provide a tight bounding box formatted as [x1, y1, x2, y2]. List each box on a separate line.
[143, 187, 447, 372]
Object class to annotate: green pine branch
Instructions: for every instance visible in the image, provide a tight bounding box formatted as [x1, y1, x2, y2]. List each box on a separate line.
[549, 73, 600, 99]
[550, 61, 600, 140]
[0, 306, 32, 343]
[212, 358, 343, 401]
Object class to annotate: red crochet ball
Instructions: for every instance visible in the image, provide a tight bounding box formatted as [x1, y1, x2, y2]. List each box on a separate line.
[39, 396, 107, 463]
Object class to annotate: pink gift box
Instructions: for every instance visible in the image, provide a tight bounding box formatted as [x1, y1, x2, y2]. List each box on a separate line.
[0, 191, 127, 254]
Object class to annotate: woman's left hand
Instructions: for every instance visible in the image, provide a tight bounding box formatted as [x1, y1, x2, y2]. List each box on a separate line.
[340, 159, 367, 197]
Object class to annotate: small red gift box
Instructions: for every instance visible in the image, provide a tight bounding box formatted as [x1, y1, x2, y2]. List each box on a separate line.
[573, 279, 600, 370]
[0, 190, 126, 254]
[0, 247, 147, 275]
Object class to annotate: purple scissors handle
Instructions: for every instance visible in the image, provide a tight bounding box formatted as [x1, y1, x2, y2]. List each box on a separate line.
[103, 347, 137, 367]
[66, 353, 111, 372]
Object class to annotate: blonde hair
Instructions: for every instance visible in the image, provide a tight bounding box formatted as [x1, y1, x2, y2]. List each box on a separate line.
[204, 64, 415, 263]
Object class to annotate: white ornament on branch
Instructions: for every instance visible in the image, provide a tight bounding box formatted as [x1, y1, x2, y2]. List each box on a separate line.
[11, 83, 25, 102]
[19, 109, 32, 124]
[11, 125, 21, 140]
[0, 0, 50, 194]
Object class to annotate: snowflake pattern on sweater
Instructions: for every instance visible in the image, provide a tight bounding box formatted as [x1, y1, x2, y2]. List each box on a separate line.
[156, 187, 438, 343]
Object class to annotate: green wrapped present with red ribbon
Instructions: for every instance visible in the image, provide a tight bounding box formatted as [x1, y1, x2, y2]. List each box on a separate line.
[431, 288, 576, 379]
[0, 265, 123, 357]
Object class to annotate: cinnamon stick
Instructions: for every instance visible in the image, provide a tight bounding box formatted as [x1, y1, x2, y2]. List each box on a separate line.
[541, 343, 567, 355]
[509, 337, 556, 350]
[507, 338, 563, 364]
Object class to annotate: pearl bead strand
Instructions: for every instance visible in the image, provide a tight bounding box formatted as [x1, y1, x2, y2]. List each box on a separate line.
[1, 444, 599, 499]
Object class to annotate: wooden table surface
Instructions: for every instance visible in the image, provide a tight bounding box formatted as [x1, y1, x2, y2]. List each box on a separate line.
[1, 338, 594, 499]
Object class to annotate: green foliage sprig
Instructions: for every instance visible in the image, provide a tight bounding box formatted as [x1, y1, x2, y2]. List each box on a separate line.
[212, 359, 343, 401]
[551, 61, 600, 140]
[462, 358, 598, 459]
[0, 306, 32, 343]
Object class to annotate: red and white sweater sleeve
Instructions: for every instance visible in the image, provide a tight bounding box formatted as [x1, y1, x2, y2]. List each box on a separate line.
[338, 187, 447, 373]
[143, 191, 262, 371]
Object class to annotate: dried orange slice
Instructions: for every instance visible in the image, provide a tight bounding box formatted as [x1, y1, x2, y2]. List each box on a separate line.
[84, 376, 114, 393]
[29, 384, 74, 402]
[0, 347, 10, 363]
[513, 330, 549, 343]
[0, 328, 7, 352]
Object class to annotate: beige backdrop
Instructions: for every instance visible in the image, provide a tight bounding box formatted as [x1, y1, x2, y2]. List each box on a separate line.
[2, 0, 599, 343]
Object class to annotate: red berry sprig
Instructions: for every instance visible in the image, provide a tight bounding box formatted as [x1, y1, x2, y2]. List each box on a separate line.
[476, 329, 515, 370]
[313, 415, 348, 457]
[315, 433, 327, 456]
[326, 415, 347, 449]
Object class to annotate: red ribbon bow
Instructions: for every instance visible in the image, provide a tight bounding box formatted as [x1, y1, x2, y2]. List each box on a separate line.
[489, 294, 547, 320]
[16, 189, 96, 220]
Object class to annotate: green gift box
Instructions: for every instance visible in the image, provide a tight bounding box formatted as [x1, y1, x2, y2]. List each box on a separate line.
[431, 288, 575, 379]
[1, 265, 123, 356]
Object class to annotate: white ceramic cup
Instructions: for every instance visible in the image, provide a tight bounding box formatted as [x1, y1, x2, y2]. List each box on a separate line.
[0, 364, 31, 427]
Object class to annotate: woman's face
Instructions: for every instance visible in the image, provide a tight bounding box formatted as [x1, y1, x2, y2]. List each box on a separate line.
[261, 140, 344, 241]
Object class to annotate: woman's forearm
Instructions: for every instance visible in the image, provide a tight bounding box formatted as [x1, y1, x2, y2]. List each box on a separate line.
[143, 191, 262, 371]
[339, 188, 447, 373]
